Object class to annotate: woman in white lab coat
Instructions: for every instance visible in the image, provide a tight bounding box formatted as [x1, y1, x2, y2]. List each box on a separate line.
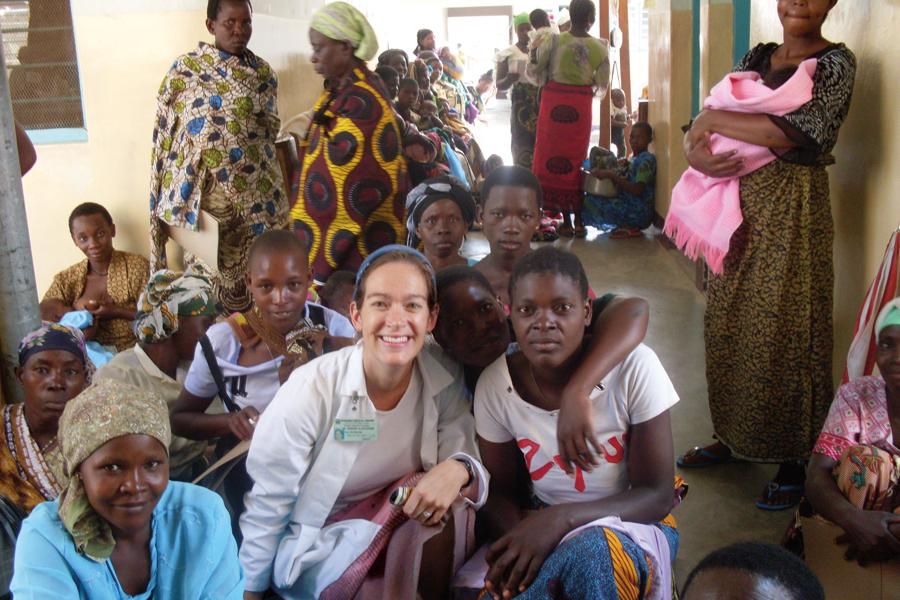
[240, 245, 487, 600]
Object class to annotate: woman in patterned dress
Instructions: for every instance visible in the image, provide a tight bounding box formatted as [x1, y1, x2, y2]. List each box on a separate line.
[0, 324, 91, 515]
[291, 2, 408, 282]
[149, 0, 287, 312]
[495, 14, 538, 170]
[678, 0, 856, 510]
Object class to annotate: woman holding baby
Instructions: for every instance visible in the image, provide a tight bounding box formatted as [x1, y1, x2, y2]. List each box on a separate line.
[679, 0, 855, 510]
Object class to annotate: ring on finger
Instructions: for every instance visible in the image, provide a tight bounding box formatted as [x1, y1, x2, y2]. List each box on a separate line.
[421, 511, 433, 520]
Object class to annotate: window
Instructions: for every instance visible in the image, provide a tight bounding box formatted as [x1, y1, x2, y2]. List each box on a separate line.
[1, 0, 86, 142]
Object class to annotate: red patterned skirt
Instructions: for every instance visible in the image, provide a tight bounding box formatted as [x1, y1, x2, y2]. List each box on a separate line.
[532, 81, 594, 212]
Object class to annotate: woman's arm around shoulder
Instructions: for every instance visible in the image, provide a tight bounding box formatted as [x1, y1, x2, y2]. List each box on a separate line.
[557, 296, 649, 473]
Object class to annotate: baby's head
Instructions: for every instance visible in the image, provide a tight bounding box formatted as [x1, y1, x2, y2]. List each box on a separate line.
[763, 66, 798, 90]
[318, 270, 355, 320]
[483, 154, 504, 177]
[480, 166, 541, 260]
[611, 88, 626, 108]
[375, 65, 400, 100]
[420, 100, 439, 119]
[397, 78, 419, 110]
[68, 202, 116, 262]
[529, 8, 551, 29]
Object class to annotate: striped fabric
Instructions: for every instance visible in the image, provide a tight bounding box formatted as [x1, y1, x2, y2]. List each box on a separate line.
[845, 229, 900, 382]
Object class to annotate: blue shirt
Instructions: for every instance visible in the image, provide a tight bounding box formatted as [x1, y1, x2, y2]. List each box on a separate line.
[11, 481, 243, 599]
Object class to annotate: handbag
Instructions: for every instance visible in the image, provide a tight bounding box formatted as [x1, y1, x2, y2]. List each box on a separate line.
[0, 496, 25, 598]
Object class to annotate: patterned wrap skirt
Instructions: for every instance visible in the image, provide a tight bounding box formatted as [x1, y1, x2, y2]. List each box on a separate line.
[532, 81, 594, 213]
[705, 159, 834, 462]
[510, 82, 540, 170]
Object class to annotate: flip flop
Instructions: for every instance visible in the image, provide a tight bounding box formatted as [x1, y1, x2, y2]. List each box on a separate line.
[558, 224, 575, 238]
[756, 481, 804, 511]
[677, 445, 733, 468]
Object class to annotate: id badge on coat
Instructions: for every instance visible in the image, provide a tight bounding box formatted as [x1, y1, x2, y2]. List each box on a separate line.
[334, 392, 378, 442]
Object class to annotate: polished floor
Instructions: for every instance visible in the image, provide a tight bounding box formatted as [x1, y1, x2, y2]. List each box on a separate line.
[465, 97, 791, 588]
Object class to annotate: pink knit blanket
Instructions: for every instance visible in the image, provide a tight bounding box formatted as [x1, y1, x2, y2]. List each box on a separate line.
[664, 58, 817, 274]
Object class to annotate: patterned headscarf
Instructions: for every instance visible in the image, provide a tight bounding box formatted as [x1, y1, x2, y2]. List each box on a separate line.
[405, 175, 476, 248]
[876, 298, 900, 338]
[18, 323, 94, 382]
[310, 2, 379, 62]
[132, 267, 219, 344]
[56, 379, 171, 561]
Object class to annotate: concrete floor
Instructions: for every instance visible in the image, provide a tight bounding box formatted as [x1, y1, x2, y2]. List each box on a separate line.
[466, 98, 793, 588]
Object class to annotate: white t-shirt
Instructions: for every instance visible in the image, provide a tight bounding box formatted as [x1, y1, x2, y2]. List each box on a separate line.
[474, 344, 679, 506]
[184, 302, 355, 413]
[335, 367, 425, 511]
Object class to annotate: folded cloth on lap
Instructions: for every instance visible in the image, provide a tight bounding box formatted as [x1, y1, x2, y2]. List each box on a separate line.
[664, 58, 817, 274]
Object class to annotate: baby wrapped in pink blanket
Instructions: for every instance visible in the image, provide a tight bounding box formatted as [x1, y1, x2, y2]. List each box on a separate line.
[664, 58, 817, 274]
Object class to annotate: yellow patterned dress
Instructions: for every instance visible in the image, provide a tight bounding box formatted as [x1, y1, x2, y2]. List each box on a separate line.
[149, 42, 288, 311]
[291, 67, 408, 280]
[42, 250, 149, 351]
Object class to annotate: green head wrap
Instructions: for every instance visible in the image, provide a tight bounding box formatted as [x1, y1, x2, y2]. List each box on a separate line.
[514, 13, 530, 28]
[133, 266, 218, 344]
[57, 380, 172, 561]
[310, 2, 379, 62]
[876, 299, 900, 338]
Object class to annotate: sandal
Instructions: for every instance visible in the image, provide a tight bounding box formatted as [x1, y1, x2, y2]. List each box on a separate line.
[533, 229, 560, 242]
[677, 442, 733, 468]
[756, 481, 804, 511]
[558, 224, 575, 238]
[610, 227, 642, 240]
[573, 226, 588, 238]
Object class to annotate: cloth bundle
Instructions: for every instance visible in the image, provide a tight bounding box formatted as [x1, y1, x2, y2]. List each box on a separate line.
[664, 58, 817, 274]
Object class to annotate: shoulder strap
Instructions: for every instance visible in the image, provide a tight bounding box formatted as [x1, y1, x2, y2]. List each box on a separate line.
[199, 334, 241, 414]
[307, 303, 326, 328]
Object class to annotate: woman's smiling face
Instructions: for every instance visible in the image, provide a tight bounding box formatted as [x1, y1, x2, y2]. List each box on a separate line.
[777, 0, 835, 38]
[350, 260, 438, 370]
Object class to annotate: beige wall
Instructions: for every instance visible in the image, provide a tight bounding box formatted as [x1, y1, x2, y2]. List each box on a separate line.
[647, 0, 692, 216]
[750, 1, 900, 379]
[21, 0, 325, 294]
[698, 0, 733, 102]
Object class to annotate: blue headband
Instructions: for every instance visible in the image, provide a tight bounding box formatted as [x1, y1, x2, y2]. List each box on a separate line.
[354, 244, 436, 293]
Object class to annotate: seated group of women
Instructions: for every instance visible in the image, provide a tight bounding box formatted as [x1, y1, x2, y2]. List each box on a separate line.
[10, 164, 900, 600]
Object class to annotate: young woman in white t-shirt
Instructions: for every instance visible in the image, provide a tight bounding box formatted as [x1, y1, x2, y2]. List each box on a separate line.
[474, 247, 681, 600]
[239, 245, 486, 600]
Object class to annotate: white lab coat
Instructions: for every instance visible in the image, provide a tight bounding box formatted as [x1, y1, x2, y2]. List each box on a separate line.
[239, 342, 488, 597]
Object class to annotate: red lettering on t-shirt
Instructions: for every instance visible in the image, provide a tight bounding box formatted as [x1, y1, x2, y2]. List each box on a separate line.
[518, 438, 555, 480]
[602, 436, 626, 464]
[553, 456, 586, 492]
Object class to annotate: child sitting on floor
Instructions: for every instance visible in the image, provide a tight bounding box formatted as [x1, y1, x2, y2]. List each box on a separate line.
[583, 122, 657, 239]
[40, 202, 150, 351]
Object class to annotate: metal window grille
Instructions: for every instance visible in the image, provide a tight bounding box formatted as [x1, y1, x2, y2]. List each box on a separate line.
[0, 0, 84, 130]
